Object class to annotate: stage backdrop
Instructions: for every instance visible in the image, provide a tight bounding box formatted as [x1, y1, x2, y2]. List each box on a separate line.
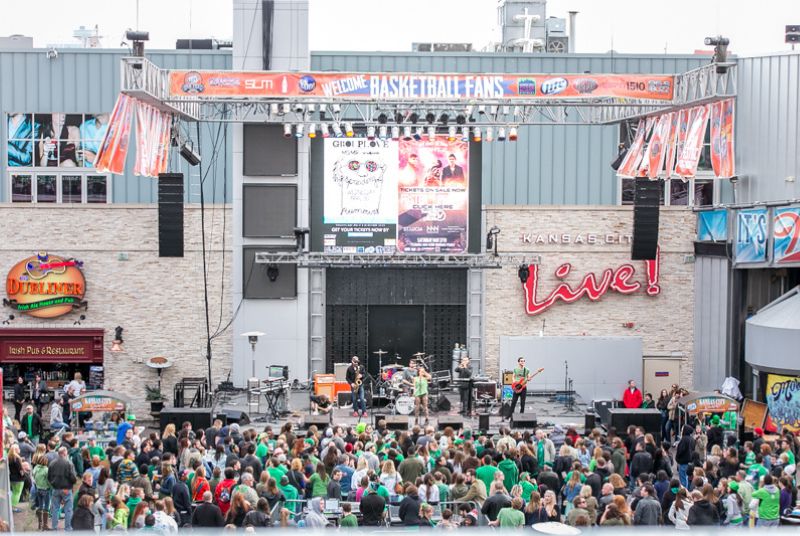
[499, 336, 643, 403]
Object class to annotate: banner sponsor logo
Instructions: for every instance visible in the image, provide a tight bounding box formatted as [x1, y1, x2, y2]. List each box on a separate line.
[167, 71, 675, 101]
[766, 374, 800, 433]
[675, 105, 710, 178]
[735, 208, 768, 263]
[647, 114, 671, 179]
[617, 119, 647, 178]
[522, 249, 660, 315]
[697, 209, 728, 242]
[773, 207, 800, 263]
[4, 252, 87, 319]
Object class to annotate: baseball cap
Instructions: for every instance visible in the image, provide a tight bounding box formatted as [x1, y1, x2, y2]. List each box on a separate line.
[17, 431, 27, 440]
[728, 481, 739, 492]
[754, 427, 764, 436]
[126, 414, 136, 421]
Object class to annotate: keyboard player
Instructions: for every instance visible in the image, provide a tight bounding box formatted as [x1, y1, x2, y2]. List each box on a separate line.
[454, 355, 473, 415]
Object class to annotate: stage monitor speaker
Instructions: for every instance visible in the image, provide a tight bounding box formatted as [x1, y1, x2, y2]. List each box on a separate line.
[438, 416, 464, 431]
[478, 413, 491, 432]
[302, 415, 331, 429]
[160, 408, 212, 431]
[434, 394, 451, 412]
[606, 408, 661, 441]
[593, 399, 620, 424]
[218, 409, 250, 425]
[158, 173, 184, 257]
[213, 414, 228, 426]
[631, 179, 660, 260]
[510, 413, 538, 429]
[585, 412, 597, 433]
[337, 391, 352, 407]
[376, 415, 408, 431]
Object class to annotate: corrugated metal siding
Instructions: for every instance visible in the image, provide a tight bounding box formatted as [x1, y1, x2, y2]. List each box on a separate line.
[736, 53, 800, 203]
[0, 49, 232, 204]
[693, 255, 730, 390]
[310, 52, 708, 205]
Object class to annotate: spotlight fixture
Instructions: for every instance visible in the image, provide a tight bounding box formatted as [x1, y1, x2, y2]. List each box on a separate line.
[125, 30, 149, 57]
[509, 127, 518, 141]
[705, 35, 730, 73]
[409, 112, 420, 124]
[610, 143, 627, 171]
[486, 226, 501, 256]
[379, 125, 388, 140]
[293, 227, 310, 251]
[518, 264, 530, 284]
[283, 124, 292, 138]
[461, 126, 470, 142]
[490, 105, 498, 115]
[427, 126, 436, 141]
[270, 103, 279, 116]
[439, 113, 449, 124]
[447, 126, 457, 141]
[332, 122, 343, 137]
[502, 105, 510, 115]
[465, 105, 474, 116]
[472, 126, 482, 142]
[513, 106, 521, 117]
[395, 112, 405, 124]
[294, 124, 304, 138]
[413, 127, 424, 141]
[478, 105, 486, 115]
[266, 264, 279, 282]
[497, 127, 507, 142]
[307, 123, 317, 138]
[391, 126, 400, 141]
[403, 126, 413, 141]
[425, 112, 436, 124]
[344, 122, 354, 137]
[179, 141, 201, 166]
[280, 103, 291, 115]
[367, 125, 376, 140]
[331, 104, 341, 114]
[319, 122, 329, 138]
[456, 114, 466, 125]
[377, 113, 388, 124]
[293, 103, 304, 113]
[485, 127, 494, 143]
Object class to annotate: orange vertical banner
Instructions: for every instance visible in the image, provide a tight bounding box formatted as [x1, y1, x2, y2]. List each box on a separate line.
[647, 114, 671, 179]
[675, 105, 710, 178]
[617, 119, 647, 178]
[710, 98, 735, 178]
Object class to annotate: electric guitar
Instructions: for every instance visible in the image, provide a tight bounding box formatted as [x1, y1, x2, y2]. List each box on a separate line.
[511, 367, 544, 394]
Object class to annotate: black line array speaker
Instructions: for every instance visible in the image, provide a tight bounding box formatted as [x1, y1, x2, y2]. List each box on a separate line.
[160, 408, 212, 431]
[631, 179, 660, 260]
[478, 413, 491, 432]
[510, 413, 538, 429]
[593, 400, 620, 424]
[158, 173, 184, 257]
[584, 412, 597, 433]
[606, 408, 662, 442]
[217, 409, 250, 425]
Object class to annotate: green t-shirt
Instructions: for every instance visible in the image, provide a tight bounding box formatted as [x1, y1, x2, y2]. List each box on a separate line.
[520, 480, 536, 501]
[786, 450, 796, 466]
[377, 484, 390, 500]
[268, 466, 285, 482]
[414, 376, 429, 397]
[513, 367, 529, 380]
[89, 445, 106, 461]
[748, 464, 768, 488]
[744, 451, 756, 466]
[752, 486, 780, 520]
[497, 507, 525, 527]
[340, 513, 358, 527]
[476, 465, 499, 494]
[309, 473, 330, 498]
[255, 443, 269, 461]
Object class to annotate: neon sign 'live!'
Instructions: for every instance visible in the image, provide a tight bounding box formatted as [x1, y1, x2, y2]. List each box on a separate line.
[521, 249, 661, 316]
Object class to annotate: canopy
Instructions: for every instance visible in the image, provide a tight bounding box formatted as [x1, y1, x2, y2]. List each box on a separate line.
[677, 392, 739, 415]
[746, 286, 800, 374]
[69, 390, 131, 413]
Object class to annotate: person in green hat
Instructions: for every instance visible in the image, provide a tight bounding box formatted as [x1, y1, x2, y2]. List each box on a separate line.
[519, 472, 537, 501]
[723, 481, 744, 526]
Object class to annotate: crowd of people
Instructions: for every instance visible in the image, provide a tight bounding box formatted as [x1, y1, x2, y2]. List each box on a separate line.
[2, 380, 799, 531]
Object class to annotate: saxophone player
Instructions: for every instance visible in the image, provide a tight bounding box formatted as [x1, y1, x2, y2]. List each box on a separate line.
[346, 355, 367, 418]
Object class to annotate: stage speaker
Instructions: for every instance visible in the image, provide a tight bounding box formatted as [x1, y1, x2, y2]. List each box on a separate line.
[377, 415, 408, 431]
[584, 412, 597, 433]
[511, 413, 538, 429]
[593, 399, 620, 424]
[337, 391, 352, 407]
[160, 408, 212, 431]
[606, 408, 661, 441]
[438, 416, 464, 431]
[213, 414, 228, 426]
[217, 409, 250, 425]
[158, 173, 184, 257]
[478, 413, 491, 432]
[631, 179, 660, 260]
[302, 415, 331, 429]
[434, 394, 451, 412]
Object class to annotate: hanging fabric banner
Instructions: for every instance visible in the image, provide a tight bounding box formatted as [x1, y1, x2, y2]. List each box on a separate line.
[617, 119, 647, 178]
[675, 105, 710, 178]
[663, 112, 679, 178]
[636, 116, 657, 177]
[647, 114, 671, 179]
[710, 98, 736, 178]
[94, 94, 135, 175]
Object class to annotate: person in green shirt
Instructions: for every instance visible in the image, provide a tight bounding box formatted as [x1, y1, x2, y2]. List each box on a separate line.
[493, 497, 526, 527]
[519, 472, 537, 501]
[255, 435, 269, 463]
[87, 437, 106, 461]
[339, 502, 358, 527]
[751, 474, 780, 527]
[781, 438, 796, 465]
[747, 454, 769, 489]
[267, 458, 285, 482]
[278, 475, 299, 512]
[413, 365, 431, 425]
[497, 452, 519, 492]
[476, 455, 500, 493]
[308, 463, 330, 498]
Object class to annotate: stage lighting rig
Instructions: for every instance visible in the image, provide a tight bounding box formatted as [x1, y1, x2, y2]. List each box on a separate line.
[705, 35, 730, 73]
[486, 226, 501, 257]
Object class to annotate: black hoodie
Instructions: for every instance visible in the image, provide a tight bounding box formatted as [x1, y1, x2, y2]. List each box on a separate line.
[687, 499, 720, 526]
[675, 425, 695, 465]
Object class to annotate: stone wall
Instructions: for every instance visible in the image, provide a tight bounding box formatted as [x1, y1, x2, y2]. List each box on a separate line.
[0, 204, 233, 417]
[484, 205, 696, 388]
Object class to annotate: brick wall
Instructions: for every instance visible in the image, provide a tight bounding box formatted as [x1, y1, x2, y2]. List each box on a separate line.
[484, 206, 696, 388]
[0, 204, 233, 417]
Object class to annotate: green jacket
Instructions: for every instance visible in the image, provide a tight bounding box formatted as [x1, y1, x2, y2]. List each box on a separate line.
[752, 485, 780, 520]
[279, 482, 299, 511]
[32, 464, 50, 490]
[340, 513, 358, 527]
[497, 459, 519, 491]
[69, 447, 84, 476]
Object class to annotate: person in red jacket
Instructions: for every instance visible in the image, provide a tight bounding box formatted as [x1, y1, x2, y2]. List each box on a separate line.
[622, 380, 643, 408]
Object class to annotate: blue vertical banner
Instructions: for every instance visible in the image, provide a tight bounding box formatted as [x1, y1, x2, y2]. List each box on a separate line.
[773, 207, 800, 264]
[735, 208, 768, 263]
[697, 209, 728, 241]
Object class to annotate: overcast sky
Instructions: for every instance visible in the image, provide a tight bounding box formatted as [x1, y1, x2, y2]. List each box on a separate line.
[1, 0, 797, 57]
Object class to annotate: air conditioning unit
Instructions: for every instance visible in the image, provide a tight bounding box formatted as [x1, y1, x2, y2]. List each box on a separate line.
[547, 36, 569, 53]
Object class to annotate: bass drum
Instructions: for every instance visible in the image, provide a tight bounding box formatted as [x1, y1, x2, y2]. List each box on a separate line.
[395, 395, 415, 415]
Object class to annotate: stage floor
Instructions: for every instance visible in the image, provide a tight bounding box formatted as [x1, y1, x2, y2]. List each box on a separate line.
[216, 388, 589, 433]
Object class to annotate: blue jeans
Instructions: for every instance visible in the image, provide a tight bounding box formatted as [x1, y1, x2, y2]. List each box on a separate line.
[756, 518, 779, 528]
[51, 488, 73, 530]
[35, 489, 51, 512]
[351, 385, 366, 413]
[678, 463, 689, 488]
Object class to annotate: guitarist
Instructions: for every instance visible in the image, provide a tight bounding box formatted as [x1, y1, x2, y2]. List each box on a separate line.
[346, 355, 367, 418]
[510, 357, 535, 416]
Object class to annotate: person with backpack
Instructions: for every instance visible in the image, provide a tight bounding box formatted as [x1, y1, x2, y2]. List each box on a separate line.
[214, 467, 237, 517]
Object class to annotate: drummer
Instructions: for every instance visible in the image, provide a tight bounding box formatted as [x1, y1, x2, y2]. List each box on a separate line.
[400, 359, 418, 394]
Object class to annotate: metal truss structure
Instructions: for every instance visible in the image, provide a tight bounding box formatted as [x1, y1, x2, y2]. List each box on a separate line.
[253, 251, 539, 269]
[121, 57, 737, 126]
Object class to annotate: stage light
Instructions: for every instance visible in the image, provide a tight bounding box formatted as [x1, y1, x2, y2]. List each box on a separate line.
[497, 127, 506, 142]
[377, 113, 388, 124]
[409, 112, 419, 124]
[456, 114, 466, 125]
[518, 264, 530, 284]
[320, 122, 330, 138]
[427, 126, 436, 141]
[306, 103, 317, 113]
[379, 125, 389, 140]
[283, 124, 292, 138]
[281, 103, 291, 115]
[472, 127, 481, 142]
[344, 122, 354, 137]
[447, 126, 457, 141]
[502, 105, 510, 115]
[478, 105, 486, 115]
[403, 126, 413, 141]
[307, 123, 317, 138]
[485, 127, 494, 143]
[490, 105, 498, 115]
[331, 104, 341, 114]
[461, 126, 470, 142]
[179, 141, 201, 166]
[270, 103, 279, 116]
[425, 112, 436, 124]
[439, 113, 449, 124]
[413, 127, 423, 141]
[391, 126, 400, 141]
[366, 125, 376, 140]
[486, 226, 500, 256]
[293, 103, 304, 113]
[332, 122, 343, 137]
[610, 143, 627, 171]
[509, 127, 518, 141]
[465, 105, 474, 116]
[513, 106, 521, 117]
[395, 112, 404, 124]
[294, 124, 304, 138]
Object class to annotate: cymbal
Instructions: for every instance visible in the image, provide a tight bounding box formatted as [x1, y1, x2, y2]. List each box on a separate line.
[372, 349, 388, 355]
[412, 352, 426, 357]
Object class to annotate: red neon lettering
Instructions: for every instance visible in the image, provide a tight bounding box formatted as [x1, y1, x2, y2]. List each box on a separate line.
[523, 248, 660, 315]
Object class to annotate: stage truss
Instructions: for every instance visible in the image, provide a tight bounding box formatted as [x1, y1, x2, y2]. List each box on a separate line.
[253, 252, 538, 269]
[120, 57, 737, 126]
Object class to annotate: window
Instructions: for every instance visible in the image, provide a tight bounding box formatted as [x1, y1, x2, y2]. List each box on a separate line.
[619, 176, 716, 207]
[62, 175, 82, 203]
[7, 113, 108, 168]
[9, 172, 110, 203]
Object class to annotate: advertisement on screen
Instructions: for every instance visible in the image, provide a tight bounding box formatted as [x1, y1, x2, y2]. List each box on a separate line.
[322, 137, 469, 253]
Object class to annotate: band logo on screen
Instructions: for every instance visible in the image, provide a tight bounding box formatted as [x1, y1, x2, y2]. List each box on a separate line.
[322, 137, 468, 253]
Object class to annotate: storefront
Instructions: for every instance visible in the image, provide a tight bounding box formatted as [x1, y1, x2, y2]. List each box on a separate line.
[483, 205, 696, 398]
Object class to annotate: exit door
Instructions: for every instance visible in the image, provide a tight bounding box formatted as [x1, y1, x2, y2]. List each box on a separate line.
[367, 306, 424, 376]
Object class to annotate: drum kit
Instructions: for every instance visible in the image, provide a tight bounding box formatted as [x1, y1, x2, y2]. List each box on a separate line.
[373, 349, 432, 415]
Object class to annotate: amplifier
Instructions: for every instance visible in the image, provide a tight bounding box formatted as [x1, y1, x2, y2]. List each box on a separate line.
[303, 415, 331, 429]
[314, 374, 336, 399]
[502, 371, 514, 386]
[334, 363, 350, 382]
